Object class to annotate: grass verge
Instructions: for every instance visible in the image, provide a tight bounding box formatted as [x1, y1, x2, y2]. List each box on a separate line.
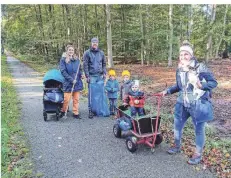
[1, 54, 36, 178]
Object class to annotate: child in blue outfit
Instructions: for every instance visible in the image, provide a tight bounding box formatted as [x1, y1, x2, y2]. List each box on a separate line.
[105, 70, 120, 115]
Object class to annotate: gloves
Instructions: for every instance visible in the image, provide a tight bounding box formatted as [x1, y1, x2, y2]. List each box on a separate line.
[162, 90, 168, 96]
[123, 103, 128, 106]
[73, 80, 77, 84]
[86, 77, 90, 83]
[102, 74, 106, 80]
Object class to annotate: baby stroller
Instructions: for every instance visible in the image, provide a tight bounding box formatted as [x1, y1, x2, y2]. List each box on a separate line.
[113, 93, 163, 153]
[43, 69, 65, 121]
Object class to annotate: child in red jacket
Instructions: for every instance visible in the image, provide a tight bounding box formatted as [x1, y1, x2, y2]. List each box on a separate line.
[123, 80, 145, 117]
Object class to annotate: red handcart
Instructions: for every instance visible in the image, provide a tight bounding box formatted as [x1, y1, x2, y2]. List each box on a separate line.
[113, 93, 163, 153]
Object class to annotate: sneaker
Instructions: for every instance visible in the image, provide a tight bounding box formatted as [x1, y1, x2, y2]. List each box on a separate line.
[60, 112, 65, 118]
[167, 145, 181, 154]
[110, 112, 115, 116]
[188, 153, 202, 165]
[73, 114, 82, 119]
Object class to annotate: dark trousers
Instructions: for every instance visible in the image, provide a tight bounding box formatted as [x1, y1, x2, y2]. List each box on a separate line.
[130, 106, 144, 117]
[109, 98, 117, 114]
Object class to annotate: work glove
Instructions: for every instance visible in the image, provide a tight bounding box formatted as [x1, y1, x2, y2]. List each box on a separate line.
[86, 77, 90, 83]
[161, 90, 168, 96]
[73, 80, 77, 84]
[123, 103, 128, 106]
[102, 74, 106, 80]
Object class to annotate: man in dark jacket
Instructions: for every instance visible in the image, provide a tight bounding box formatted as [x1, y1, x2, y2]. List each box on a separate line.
[83, 37, 107, 118]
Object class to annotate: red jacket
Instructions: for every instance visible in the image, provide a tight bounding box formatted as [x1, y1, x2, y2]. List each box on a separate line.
[124, 91, 145, 108]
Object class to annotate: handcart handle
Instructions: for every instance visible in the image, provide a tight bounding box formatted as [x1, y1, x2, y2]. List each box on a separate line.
[153, 93, 163, 97]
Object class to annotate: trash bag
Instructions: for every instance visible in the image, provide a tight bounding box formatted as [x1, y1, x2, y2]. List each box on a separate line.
[117, 116, 132, 131]
[90, 80, 110, 117]
[44, 89, 64, 103]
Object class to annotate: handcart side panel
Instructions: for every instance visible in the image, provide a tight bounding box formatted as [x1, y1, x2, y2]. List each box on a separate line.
[133, 116, 161, 135]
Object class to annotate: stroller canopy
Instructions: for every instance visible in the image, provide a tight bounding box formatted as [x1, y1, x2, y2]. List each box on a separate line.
[43, 69, 65, 84]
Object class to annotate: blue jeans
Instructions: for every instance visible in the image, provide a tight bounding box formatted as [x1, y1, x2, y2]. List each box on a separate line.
[174, 103, 205, 154]
[130, 107, 144, 117]
[88, 75, 104, 109]
[109, 98, 117, 114]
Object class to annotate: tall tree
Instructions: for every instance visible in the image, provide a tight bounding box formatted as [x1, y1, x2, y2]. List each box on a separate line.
[139, 4, 145, 65]
[215, 5, 228, 58]
[206, 4, 216, 62]
[168, 4, 173, 67]
[106, 4, 113, 68]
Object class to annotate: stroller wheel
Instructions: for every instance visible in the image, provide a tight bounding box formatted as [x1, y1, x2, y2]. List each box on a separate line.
[113, 124, 121, 138]
[43, 112, 47, 121]
[126, 137, 138, 153]
[155, 134, 163, 145]
[56, 112, 59, 121]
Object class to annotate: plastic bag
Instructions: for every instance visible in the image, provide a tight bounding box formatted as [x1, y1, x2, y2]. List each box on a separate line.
[44, 90, 64, 103]
[90, 80, 110, 117]
[117, 116, 132, 131]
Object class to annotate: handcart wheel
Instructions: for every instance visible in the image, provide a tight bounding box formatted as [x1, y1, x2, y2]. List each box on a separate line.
[126, 136, 138, 153]
[155, 134, 163, 145]
[113, 124, 121, 138]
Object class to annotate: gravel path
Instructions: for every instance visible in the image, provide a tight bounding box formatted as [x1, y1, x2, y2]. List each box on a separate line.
[7, 55, 215, 178]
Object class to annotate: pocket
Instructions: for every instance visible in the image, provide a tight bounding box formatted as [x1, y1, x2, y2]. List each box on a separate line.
[195, 99, 213, 122]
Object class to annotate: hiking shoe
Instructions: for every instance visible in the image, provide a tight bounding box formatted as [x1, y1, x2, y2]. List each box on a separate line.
[73, 114, 82, 119]
[89, 110, 94, 119]
[188, 153, 202, 165]
[60, 112, 65, 118]
[167, 145, 181, 154]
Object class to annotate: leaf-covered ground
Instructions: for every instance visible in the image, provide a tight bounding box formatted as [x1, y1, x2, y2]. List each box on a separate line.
[114, 59, 231, 178]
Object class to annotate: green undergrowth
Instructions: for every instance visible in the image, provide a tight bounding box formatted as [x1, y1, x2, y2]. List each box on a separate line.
[1, 54, 40, 177]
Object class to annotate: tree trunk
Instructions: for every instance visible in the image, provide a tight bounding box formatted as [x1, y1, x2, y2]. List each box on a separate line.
[206, 4, 216, 62]
[188, 5, 193, 40]
[106, 4, 113, 68]
[139, 4, 145, 66]
[215, 5, 228, 58]
[64, 5, 71, 42]
[95, 5, 100, 35]
[168, 4, 173, 67]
